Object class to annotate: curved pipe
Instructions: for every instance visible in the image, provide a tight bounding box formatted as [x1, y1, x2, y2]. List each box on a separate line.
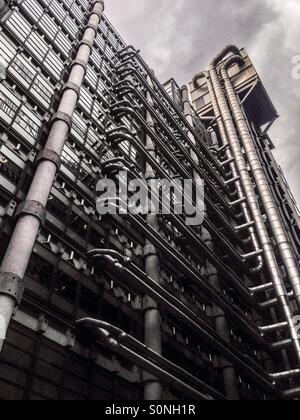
[193, 72, 263, 274]
[85, 251, 281, 397]
[109, 103, 249, 254]
[223, 55, 245, 70]
[76, 318, 222, 400]
[219, 60, 300, 311]
[208, 47, 300, 363]
[114, 79, 228, 196]
[106, 126, 261, 288]
[211, 45, 242, 67]
[115, 63, 223, 173]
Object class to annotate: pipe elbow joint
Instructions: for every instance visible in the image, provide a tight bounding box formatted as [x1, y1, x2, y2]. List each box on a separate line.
[211, 45, 242, 67]
[192, 71, 208, 88]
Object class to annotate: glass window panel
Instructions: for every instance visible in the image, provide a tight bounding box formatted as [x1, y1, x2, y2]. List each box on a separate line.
[22, 0, 44, 21]
[78, 87, 93, 115]
[32, 74, 54, 105]
[64, 15, 78, 38]
[85, 66, 98, 89]
[0, 89, 19, 122]
[49, 0, 67, 23]
[0, 33, 17, 67]
[44, 49, 64, 80]
[10, 55, 36, 85]
[40, 14, 58, 41]
[15, 106, 41, 139]
[5, 11, 31, 43]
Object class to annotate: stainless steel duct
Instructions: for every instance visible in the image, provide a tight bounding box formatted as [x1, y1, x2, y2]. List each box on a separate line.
[218, 51, 300, 312]
[206, 46, 300, 364]
[0, 0, 105, 351]
[86, 249, 281, 397]
[193, 72, 263, 274]
[76, 318, 226, 400]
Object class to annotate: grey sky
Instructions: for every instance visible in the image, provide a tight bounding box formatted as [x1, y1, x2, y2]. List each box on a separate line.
[105, 0, 300, 206]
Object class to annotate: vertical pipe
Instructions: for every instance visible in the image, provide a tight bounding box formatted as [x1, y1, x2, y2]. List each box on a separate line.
[193, 72, 263, 273]
[0, 0, 105, 351]
[181, 86, 240, 400]
[143, 77, 162, 400]
[220, 62, 300, 310]
[208, 63, 300, 364]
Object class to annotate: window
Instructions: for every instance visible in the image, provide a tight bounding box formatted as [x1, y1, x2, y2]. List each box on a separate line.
[71, 112, 87, 143]
[0, 33, 17, 68]
[5, 11, 31, 43]
[22, 0, 44, 21]
[10, 56, 36, 85]
[85, 66, 98, 90]
[0, 90, 19, 120]
[32, 74, 54, 105]
[78, 87, 93, 115]
[62, 145, 80, 175]
[15, 107, 41, 139]
[64, 14, 78, 38]
[44, 49, 64, 80]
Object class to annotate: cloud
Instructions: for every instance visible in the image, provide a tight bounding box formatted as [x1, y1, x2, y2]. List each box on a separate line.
[105, 0, 300, 206]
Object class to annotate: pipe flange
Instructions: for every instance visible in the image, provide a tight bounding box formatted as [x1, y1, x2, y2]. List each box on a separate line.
[70, 58, 87, 75]
[0, 272, 24, 306]
[86, 22, 98, 35]
[78, 38, 94, 53]
[143, 244, 158, 258]
[61, 82, 81, 101]
[15, 200, 46, 226]
[92, 0, 105, 15]
[50, 111, 72, 132]
[36, 148, 61, 172]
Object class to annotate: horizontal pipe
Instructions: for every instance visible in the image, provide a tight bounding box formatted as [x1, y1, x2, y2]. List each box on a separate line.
[259, 322, 289, 334]
[271, 369, 300, 381]
[76, 319, 215, 400]
[87, 251, 280, 396]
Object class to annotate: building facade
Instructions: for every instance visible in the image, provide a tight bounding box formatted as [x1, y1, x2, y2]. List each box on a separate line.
[0, 0, 299, 401]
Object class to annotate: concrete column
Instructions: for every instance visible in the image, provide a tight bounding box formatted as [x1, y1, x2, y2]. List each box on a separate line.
[143, 80, 163, 400]
[0, 0, 105, 351]
[181, 85, 240, 400]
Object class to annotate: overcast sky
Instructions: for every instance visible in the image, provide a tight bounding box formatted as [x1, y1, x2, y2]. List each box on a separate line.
[105, 0, 300, 206]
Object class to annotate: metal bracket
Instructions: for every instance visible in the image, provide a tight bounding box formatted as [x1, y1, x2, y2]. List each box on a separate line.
[0, 272, 24, 306]
[143, 244, 158, 258]
[86, 22, 98, 35]
[50, 111, 72, 132]
[70, 58, 87, 75]
[61, 82, 81, 101]
[15, 200, 46, 226]
[36, 148, 61, 171]
[92, 0, 105, 15]
[78, 38, 94, 52]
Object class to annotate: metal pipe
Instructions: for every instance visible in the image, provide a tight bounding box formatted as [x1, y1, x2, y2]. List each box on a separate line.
[0, 0, 105, 351]
[271, 369, 300, 381]
[259, 322, 289, 334]
[193, 71, 263, 274]
[182, 85, 239, 400]
[76, 318, 224, 400]
[87, 250, 280, 397]
[143, 77, 162, 400]
[109, 105, 258, 275]
[219, 53, 300, 310]
[283, 387, 300, 400]
[208, 48, 300, 364]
